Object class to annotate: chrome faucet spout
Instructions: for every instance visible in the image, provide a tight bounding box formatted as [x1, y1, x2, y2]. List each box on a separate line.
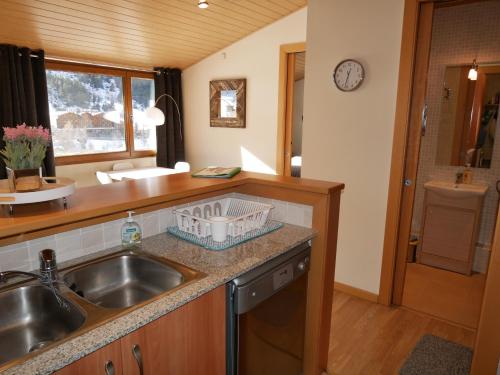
[39, 249, 59, 282]
[0, 270, 41, 283]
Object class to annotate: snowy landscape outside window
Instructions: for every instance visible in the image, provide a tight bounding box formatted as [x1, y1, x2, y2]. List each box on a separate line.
[131, 78, 156, 151]
[46, 63, 156, 164]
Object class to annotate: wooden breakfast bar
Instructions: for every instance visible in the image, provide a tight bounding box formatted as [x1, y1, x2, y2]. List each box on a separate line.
[0, 172, 344, 375]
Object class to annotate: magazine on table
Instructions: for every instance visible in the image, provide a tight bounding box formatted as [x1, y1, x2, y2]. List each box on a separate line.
[192, 167, 241, 178]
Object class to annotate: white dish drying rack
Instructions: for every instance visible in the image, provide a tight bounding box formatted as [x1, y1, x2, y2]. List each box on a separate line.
[173, 198, 273, 240]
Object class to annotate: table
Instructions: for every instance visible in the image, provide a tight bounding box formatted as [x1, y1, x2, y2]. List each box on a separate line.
[106, 167, 181, 181]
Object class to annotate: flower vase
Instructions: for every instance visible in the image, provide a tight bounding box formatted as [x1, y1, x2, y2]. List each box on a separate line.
[6, 167, 42, 192]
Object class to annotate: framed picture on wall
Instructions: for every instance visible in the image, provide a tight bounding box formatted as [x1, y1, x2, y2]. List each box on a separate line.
[210, 79, 246, 128]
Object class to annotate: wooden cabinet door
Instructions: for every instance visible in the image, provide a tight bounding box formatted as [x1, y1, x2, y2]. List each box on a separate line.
[122, 285, 226, 375]
[55, 339, 123, 375]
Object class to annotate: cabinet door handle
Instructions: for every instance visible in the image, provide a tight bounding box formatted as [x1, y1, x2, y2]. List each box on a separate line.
[104, 360, 115, 375]
[132, 344, 144, 375]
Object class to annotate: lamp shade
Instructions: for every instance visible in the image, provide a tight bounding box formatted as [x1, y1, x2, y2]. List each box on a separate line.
[144, 106, 166, 126]
[468, 67, 478, 81]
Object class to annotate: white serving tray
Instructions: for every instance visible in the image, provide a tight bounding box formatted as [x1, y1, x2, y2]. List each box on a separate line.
[0, 177, 76, 205]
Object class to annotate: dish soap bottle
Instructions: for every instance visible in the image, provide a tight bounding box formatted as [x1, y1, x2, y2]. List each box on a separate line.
[463, 164, 473, 184]
[121, 211, 142, 247]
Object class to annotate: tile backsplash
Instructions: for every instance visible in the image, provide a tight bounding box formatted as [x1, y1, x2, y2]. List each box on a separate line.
[0, 193, 313, 272]
[411, 2, 500, 273]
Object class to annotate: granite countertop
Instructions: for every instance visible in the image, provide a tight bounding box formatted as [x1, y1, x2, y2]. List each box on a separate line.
[2, 223, 315, 375]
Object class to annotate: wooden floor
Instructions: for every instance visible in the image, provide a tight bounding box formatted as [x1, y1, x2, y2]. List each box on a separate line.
[328, 291, 476, 375]
[402, 263, 486, 328]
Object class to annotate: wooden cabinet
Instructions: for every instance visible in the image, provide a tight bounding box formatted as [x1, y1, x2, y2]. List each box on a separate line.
[55, 339, 123, 375]
[55, 286, 225, 375]
[417, 185, 486, 275]
[121, 285, 226, 375]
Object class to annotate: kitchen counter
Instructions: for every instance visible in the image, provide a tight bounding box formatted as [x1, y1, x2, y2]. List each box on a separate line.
[0, 172, 343, 374]
[0, 171, 342, 243]
[1, 223, 315, 375]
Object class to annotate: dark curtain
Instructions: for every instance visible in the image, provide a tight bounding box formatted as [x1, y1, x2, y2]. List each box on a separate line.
[0, 44, 55, 179]
[153, 67, 185, 168]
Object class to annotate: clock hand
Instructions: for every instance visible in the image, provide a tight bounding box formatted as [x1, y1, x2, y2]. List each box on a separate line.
[344, 68, 351, 87]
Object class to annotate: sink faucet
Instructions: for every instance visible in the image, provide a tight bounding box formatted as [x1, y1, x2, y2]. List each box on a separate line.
[0, 249, 68, 310]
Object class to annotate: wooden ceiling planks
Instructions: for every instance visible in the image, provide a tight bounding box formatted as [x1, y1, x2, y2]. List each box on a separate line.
[0, 0, 307, 69]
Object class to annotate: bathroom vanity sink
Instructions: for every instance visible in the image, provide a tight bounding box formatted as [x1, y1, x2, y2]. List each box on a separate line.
[63, 252, 186, 309]
[0, 285, 86, 366]
[424, 180, 489, 198]
[418, 180, 489, 274]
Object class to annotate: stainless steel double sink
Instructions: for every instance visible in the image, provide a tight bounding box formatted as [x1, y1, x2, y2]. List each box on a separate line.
[0, 250, 205, 369]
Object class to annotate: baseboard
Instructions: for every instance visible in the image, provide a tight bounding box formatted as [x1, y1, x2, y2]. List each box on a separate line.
[334, 282, 379, 303]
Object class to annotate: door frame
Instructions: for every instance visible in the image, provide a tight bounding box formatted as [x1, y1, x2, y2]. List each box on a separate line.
[379, 0, 428, 305]
[378, 0, 496, 306]
[276, 42, 306, 176]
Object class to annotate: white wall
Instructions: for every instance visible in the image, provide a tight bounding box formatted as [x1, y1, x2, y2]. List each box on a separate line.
[182, 8, 307, 173]
[302, 0, 404, 293]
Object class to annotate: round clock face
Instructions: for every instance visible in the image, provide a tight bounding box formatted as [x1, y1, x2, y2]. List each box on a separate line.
[333, 59, 365, 91]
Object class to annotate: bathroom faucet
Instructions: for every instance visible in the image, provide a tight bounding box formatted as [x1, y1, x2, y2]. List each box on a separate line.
[0, 249, 68, 310]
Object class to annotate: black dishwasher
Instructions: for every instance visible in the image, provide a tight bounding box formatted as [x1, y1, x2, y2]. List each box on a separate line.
[227, 241, 311, 375]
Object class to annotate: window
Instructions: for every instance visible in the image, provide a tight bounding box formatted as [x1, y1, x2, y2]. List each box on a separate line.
[46, 62, 156, 165]
[131, 78, 156, 151]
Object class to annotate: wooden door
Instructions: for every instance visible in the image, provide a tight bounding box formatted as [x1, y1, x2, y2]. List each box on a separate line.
[55, 339, 123, 375]
[391, 2, 434, 305]
[276, 43, 306, 176]
[121, 285, 226, 375]
[471, 208, 500, 374]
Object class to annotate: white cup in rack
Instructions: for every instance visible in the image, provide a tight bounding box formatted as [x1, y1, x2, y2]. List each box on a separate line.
[210, 216, 231, 242]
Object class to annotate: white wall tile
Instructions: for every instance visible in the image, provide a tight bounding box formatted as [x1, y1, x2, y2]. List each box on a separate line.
[55, 229, 82, 262]
[0, 193, 313, 271]
[142, 212, 160, 238]
[158, 207, 175, 231]
[0, 243, 31, 272]
[27, 235, 57, 270]
[81, 225, 104, 253]
[103, 219, 123, 249]
[271, 199, 288, 221]
[286, 203, 306, 226]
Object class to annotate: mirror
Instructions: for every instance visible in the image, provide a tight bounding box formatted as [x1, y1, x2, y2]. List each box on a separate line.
[209, 79, 246, 128]
[436, 64, 500, 168]
[220, 90, 237, 118]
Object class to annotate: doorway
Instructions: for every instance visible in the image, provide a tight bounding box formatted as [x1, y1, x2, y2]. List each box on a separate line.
[381, 0, 500, 329]
[276, 43, 306, 177]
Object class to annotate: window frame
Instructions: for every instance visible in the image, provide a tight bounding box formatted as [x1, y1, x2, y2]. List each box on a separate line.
[46, 61, 156, 166]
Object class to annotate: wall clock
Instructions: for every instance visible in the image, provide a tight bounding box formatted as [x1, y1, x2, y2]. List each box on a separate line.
[333, 59, 365, 91]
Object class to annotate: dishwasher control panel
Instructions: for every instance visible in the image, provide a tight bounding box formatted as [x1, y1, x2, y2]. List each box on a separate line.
[273, 263, 293, 290]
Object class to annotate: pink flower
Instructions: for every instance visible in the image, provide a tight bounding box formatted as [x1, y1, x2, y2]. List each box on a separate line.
[2, 123, 50, 143]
